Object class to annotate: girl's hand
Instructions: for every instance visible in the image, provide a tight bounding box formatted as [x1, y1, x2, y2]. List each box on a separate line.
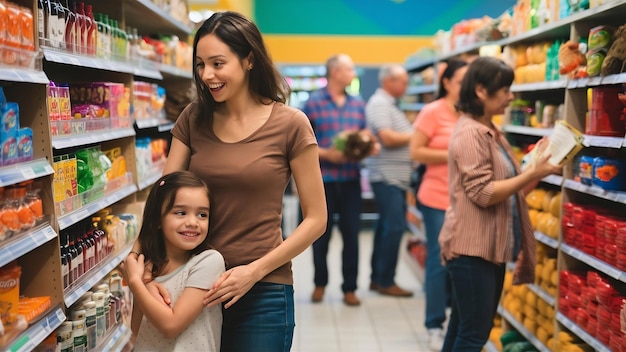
[202, 265, 258, 309]
[124, 252, 146, 284]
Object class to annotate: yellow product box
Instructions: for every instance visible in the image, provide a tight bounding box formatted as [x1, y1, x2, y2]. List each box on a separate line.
[52, 157, 65, 203]
[0, 264, 21, 327]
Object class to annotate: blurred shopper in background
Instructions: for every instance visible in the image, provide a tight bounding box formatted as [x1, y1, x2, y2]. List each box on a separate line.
[439, 57, 561, 351]
[302, 53, 368, 306]
[410, 58, 468, 351]
[365, 64, 414, 298]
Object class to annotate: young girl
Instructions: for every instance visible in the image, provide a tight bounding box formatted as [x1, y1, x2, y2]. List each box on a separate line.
[124, 171, 225, 351]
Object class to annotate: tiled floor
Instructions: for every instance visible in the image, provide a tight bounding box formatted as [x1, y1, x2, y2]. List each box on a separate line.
[291, 229, 433, 352]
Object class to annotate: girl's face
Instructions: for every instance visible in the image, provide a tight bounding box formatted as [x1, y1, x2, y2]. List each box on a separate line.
[195, 33, 251, 103]
[480, 85, 514, 116]
[161, 187, 210, 256]
[443, 66, 467, 102]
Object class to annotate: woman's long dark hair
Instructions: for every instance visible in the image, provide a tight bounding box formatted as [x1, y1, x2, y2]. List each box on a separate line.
[138, 171, 211, 278]
[192, 11, 290, 121]
[436, 58, 468, 100]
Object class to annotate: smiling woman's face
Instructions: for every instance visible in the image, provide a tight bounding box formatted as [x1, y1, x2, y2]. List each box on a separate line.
[195, 33, 250, 103]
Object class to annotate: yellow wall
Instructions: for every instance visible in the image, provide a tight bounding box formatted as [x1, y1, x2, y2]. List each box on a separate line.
[264, 35, 432, 65]
[189, 0, 253, 18]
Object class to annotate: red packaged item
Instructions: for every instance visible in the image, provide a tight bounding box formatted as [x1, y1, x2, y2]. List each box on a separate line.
[587, 86, 626, 137]
[2, 4, 20, 66]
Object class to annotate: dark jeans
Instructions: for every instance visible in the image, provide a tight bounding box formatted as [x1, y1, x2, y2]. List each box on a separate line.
[222, 282, 295, 352]
[370, 182, 407, 287]
[418, 203, 450, 329]
[312, 180, 362, 292]
[442, 255, 505, 352]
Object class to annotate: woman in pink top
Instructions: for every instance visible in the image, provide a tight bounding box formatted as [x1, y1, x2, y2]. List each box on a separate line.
[439, 57, 561, 352]
[410, 59, 467, 352]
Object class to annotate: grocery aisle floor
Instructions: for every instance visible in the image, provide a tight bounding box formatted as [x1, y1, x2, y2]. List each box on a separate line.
[291, 228, 433, 352]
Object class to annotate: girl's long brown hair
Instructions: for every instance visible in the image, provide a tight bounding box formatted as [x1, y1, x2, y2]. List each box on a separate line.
[138, 171, 211, 278]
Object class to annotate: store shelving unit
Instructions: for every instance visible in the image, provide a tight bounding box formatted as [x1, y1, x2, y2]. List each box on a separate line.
[403, 2, 626, 350]
[0, 1, 192, 350]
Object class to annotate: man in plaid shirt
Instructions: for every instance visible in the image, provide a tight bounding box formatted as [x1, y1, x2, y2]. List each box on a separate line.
[302, 53, 368, 307]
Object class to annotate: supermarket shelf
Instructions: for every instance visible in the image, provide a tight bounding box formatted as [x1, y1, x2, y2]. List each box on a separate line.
[484, 340, 500, 352]
[402, 244, 425, 282]
[94, 323, 132, 352]
[0, 158, 55, 187]
[399, 103, 425, 111]
[527, 283, 556, 307]
[58, 183, 138, 230]
[501, 125, 553, 137]
[568, 72, 626, 89]
[64, 244, 133, 307]
[534, 231, 558, 249]
[582, 134, 626, 148]
[0, 66, 49, 84]
[135, 117, 171, 129]
[138, 170, 163, 191]
[407, 205, 426, 242]
[159, 63, 193, 79]
[405, 84, 437, 95]
[0, 222, 56, 268]
[3, 306, 66, 352]
[497, 306, 551, 352]
[541, 174, 563, 187]
[563, 179, 626, 204]
[560, 243, 626, 283]
[52, 127, 136, 150]
[158, 122, 175, 132]
[438, 1, 626, 61]
[510, 80, 568, 92]
[405, 58, 436, 72]
[43, 47, 162, 80]
[556, 312, 610, 352]
[126, 0, 192, 38]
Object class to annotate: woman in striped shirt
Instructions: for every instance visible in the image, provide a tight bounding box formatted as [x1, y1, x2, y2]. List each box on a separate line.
[439, 57, 561, 352]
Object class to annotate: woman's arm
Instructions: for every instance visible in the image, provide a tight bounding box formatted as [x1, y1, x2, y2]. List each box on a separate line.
[202, 144, 327, 308]
[488, 141, 562, 205]
[163, 138, 191, 175]
[409, 128, 447, 164]
[126, 254, 211, 339]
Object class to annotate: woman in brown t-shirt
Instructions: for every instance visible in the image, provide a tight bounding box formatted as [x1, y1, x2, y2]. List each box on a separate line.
[161, 11, 327, 352]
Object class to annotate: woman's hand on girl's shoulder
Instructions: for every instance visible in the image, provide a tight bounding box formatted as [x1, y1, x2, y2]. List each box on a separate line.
[202, 264, 259, 309]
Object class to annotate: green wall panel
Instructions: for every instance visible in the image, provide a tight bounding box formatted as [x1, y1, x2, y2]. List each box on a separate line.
[255, 0, 516, 36]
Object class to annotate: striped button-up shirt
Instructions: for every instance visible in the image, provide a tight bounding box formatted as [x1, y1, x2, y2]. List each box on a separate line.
[302, 87, 366, 182]
[439, 115, 536, 284]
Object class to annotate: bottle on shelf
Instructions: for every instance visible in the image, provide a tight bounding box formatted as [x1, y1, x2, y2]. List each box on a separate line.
[37, 0, 46, 45]
[85, 4, 96, 56]
[55, 0, 66, 50]
[64, 0, 76, 53]
[77, 1, 86, 54]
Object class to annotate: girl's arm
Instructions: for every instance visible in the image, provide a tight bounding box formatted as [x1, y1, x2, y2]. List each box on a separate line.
[203, 144, 327, 308]
[130, 299, 143, 336]
[126, 254, 211, 339]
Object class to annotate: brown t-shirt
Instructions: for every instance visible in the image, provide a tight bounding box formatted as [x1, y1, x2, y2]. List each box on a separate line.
[171, 102, 317, 284]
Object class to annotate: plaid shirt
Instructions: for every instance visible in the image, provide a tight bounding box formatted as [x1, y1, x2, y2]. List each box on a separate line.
[302, 87, 366, 182]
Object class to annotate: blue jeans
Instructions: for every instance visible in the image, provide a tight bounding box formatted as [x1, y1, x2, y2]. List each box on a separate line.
[442, 256, 505, 352]
[418, 204, 450, 329]
[221, 282, 295, 352]
[313, 180, 361, 292]
[370, 182, 407, 287]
